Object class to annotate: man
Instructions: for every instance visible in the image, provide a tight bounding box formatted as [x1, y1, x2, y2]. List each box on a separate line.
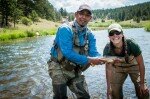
[47, 4, 104, 99]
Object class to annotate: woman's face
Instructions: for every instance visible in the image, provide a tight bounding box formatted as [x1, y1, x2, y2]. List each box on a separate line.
[109, 30, 123, 45]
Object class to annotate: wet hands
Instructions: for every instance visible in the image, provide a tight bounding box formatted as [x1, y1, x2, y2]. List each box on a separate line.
[139, 83, 149, 97]
[88, 57, 124, 66]
[113, 57, 124, 63]
[88, 58, 105, 66]
[103, 57, 124, 64]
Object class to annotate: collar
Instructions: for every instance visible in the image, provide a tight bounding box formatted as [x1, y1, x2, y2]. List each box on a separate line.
[73, 20, 87, 32]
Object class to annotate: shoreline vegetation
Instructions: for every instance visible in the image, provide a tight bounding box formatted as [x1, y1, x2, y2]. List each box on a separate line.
[0, 19, 150, 41]
[89, 19, 150, 31]
[0, 19, 60, 41]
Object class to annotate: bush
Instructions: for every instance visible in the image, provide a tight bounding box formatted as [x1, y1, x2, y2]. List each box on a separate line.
[21, 17, 32, 25]
[101, 19, 105, 22]
[0, 33, 11, 41]
[18, 32, 27, 38]
[26, 30, 35, 37]
[10, 33, 19, 39]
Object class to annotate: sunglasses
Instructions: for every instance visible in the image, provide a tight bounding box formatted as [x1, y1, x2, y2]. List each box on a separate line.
[109, 31, 122, 36]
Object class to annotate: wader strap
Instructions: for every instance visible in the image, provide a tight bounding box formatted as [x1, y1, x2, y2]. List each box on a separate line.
[74, 65, 80, 77]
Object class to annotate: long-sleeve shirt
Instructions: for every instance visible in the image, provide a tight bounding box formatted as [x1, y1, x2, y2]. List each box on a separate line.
[50, 20, 100, 66]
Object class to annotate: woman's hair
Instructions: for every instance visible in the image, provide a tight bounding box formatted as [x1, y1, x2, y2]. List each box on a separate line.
[109, 36, 129, 63]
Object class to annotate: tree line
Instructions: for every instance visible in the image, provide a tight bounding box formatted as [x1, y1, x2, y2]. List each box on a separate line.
[92, 2, 150, 22]
[0, 0, 68, 27]
[0, 0, 150, 28]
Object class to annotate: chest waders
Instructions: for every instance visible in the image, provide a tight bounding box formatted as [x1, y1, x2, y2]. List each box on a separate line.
[51, 23, 90, 77]
[106, 43, 138, 67]
[106, 43, 149, 99]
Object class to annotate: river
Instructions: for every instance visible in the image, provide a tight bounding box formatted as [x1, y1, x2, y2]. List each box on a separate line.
[0, 28, 150, 99]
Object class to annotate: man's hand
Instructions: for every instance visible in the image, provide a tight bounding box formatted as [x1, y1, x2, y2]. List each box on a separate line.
[88, 57, 106, 66]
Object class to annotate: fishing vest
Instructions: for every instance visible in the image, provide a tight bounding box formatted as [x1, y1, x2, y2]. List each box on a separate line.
[52, 23, 90, 71]
[106, 43, 138, 67]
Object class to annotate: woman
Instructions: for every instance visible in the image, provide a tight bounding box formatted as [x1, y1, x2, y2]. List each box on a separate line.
[103, 23, 149, 99]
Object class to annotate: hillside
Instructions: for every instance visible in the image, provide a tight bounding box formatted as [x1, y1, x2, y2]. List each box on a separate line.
[15, 19, 60, 31]
[92, 2, 150, 22]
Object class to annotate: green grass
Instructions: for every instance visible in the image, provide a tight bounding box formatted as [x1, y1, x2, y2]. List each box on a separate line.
[0, 29, 26, 41]
[88, 19, 114, 30]
[144, 22, 150, 32]
[0, 19, 149, 41]
[88, 19, 150, 31]
[0, 19, 59, 41]
[38, 28, 57, 36]
[0, 28, 57, 41]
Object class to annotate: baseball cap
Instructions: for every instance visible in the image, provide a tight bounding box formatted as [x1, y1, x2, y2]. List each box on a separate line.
[108, 23, 123, 33]
[77, 4, 92, 15]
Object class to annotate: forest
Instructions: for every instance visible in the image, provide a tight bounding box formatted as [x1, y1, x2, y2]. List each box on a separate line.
[0, 0, 68, 27]
[92, 2, 150, 22]
[0, 0, 150, 28]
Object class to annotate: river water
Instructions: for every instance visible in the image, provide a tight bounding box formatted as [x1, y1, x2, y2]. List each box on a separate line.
[0, 28, 150, 99]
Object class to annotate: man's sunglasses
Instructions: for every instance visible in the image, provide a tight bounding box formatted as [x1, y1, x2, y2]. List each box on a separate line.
[109, 31, 122, 36]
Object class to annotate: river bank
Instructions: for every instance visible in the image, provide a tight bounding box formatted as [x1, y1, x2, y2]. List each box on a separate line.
[0, 19, 60, 41]
[0, 19, 150, 41]
[88, 19, 150, 31]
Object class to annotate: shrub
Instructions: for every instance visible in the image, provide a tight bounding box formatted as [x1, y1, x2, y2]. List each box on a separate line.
[21, 17, 32, 25]
[10, 33, 19, 39]
[0, 33, 11, 41]
[26, 30, 35, 37]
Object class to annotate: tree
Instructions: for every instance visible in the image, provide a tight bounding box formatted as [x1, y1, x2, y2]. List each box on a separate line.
[59, 7, 67, 17]
[91, 2, 150, 22]
[29, 10, 38, 23]
[12, 8, 22, 27]
[0, 0, 11, 27]
[11, 0, 23, 27]
[17, 0, 33, 17]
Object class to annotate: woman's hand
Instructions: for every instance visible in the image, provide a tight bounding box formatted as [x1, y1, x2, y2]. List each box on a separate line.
[107, 87, 112, 99]
[113, 57, 124, 63]
[139, 83, 149, 97]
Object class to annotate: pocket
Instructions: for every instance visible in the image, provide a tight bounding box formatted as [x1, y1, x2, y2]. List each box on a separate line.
[48, 61, 63, 79]
[61, 62, 76, 71]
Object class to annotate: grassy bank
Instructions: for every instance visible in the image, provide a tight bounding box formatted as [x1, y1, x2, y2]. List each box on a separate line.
[0, 19, 60, 41]
[144, 22, 150, 32]
[0, 19, 150, 41]
[88, 19, 150, 31]
[0, 28, 56, 41]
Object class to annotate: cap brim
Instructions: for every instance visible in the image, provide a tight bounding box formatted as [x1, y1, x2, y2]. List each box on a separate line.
[109, 28, 122, 33]
[77, 9, 92, 15]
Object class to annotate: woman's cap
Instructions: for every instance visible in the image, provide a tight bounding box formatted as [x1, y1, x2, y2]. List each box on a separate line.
[108, 23, 123, 33]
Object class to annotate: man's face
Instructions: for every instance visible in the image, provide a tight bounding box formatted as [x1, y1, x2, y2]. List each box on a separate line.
[75, 10, 92, 27]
